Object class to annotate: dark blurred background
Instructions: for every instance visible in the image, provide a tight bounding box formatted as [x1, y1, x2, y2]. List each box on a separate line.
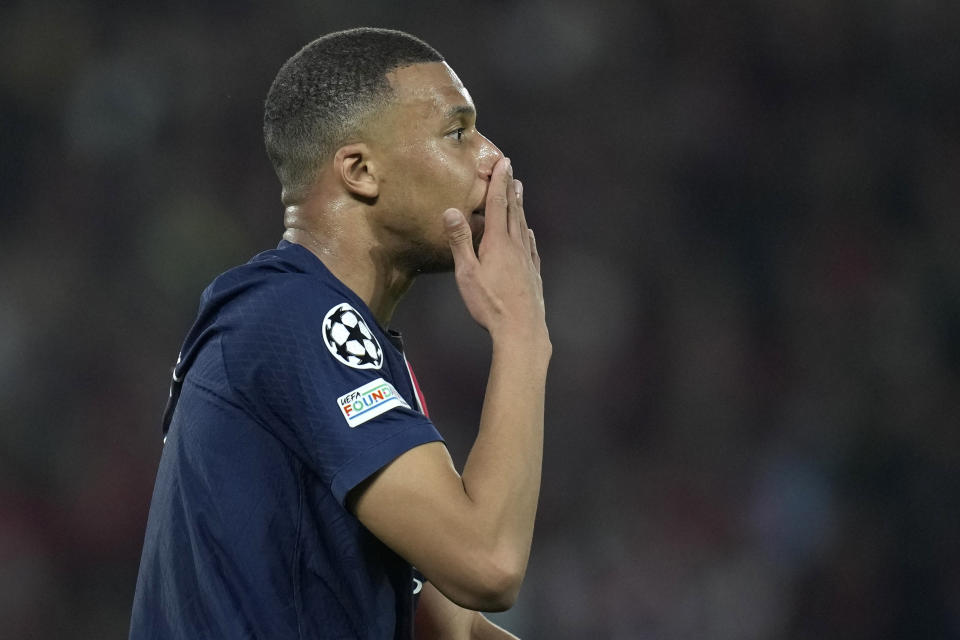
[2, 1, 959, 638]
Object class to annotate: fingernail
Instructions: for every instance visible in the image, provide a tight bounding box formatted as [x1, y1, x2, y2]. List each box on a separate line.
[515, 180, 523, 199]
[505, 158, 512, 176]
[442, 209, 461, 228]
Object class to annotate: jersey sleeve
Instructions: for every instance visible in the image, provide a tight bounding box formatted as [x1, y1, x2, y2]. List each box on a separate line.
[219, 275, 442, 504]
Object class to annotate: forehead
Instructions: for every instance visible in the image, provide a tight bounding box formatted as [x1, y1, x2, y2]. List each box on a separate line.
[385, 62, 474, 120]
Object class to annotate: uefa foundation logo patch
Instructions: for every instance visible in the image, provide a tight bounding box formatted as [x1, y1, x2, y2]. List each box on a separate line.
[337, 378, 410, 427]
[322, 303, 383, 369]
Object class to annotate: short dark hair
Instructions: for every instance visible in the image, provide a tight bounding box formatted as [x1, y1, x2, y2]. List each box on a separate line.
[263, 28, 443, 201]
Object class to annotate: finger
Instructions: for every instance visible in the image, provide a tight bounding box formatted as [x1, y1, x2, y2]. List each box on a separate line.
[528, 228, 541, 273]
[484, 157, 511, 239]
[513, 179, 530, 253]
[443, 208, 479, 269]
[504, 162, 523, 241]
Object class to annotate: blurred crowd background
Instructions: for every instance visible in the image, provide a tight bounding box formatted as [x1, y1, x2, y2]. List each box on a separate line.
[2, 0, 958, 638]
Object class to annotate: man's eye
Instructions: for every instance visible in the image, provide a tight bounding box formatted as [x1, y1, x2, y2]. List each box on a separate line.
[448, 127, 466, 142]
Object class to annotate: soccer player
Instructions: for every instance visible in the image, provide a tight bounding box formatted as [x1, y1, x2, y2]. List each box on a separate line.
[129, 28, 550, 639]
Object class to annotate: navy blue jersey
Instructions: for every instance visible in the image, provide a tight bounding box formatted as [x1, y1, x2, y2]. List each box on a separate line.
[130, 241, 443, 639]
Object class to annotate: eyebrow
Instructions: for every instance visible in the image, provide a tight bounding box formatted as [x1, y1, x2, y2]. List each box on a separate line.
[445, 104, 476, 120]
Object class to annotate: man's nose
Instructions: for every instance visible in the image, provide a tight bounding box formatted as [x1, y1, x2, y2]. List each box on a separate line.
[477, 134, 503, 179]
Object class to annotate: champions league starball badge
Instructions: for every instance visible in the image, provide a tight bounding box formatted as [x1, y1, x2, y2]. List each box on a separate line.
[322, 303, 384, 369]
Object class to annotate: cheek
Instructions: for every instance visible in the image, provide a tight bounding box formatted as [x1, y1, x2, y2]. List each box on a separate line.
[388, 140, 476, 212]
[417, 154, 474, 202]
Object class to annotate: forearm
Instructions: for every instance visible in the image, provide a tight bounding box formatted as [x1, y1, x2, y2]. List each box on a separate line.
[460, 331, 550, 589]
[416, 582, 521, 639]
[351, 340, 548, 613]
[471, 612, 522, 639]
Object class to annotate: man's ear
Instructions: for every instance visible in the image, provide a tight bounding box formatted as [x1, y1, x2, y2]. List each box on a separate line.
[334, 143, 379, 200]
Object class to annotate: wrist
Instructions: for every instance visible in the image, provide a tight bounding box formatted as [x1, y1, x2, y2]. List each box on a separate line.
[490, 325, 552, 361]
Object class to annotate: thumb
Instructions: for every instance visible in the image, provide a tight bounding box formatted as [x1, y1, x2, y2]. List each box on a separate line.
[443, 208, 477, 266]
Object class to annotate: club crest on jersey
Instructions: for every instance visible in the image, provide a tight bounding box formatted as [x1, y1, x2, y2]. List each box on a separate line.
[322, 303, 383, 369]
[337, 378, 410, 427]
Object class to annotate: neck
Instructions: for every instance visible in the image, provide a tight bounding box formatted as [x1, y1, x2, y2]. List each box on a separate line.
[282, 203, 416, 328]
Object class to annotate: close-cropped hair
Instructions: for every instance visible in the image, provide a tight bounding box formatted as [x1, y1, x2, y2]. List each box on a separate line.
[263, 27, 444, 201]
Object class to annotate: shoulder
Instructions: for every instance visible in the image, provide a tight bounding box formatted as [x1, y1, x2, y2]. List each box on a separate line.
[202, 244, 348, 326]
[204, 247, 390, 373]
